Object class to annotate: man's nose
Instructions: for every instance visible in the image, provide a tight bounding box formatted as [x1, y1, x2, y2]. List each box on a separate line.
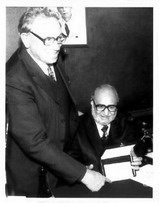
[51, 41, 62, 50]
[103, 108, 110, 115]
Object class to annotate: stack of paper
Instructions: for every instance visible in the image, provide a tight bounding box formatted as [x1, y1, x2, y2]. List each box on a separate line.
[101, 145, 134, 182]
[132, 164, 153, 187]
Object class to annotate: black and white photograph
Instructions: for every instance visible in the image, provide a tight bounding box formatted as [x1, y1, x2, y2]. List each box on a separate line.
[44, 6, 87, 45]
[2, 0, 159, 202]
[56, 6, 87, 45]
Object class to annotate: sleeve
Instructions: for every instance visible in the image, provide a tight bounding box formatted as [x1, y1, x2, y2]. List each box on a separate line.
[67, 131, 84, 163]
[6, 79, 86, 183]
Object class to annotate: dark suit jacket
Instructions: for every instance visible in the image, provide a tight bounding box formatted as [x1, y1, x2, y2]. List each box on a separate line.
[68, 111, 140, 174]
[6, 47, 86, 197]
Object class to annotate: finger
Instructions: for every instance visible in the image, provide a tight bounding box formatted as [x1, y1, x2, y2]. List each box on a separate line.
[132, 157, 143, 161]
[105, 177, 112, 183]
[131, 166, 140, 170]
[86, 164, 94, 170]
[91, 182, 105, 192]
[131, 161, 142, 166]
[89, 164, 94, 170]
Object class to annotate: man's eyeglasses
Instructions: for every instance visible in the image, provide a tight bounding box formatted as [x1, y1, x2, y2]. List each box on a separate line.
[92, 99, 117, 113]
[30, 31, 66, 46]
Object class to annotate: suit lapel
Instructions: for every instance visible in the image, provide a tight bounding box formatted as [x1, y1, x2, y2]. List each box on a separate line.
[33, 74, 59, 103]
[56, 63, 77, 105]
[108, 119, 122, 146]
[85, 114, 104, 157]
[20, 48, 59, 104]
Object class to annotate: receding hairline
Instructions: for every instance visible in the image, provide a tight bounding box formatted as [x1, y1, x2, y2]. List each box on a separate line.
[93, 84, 119, 103]
[18, 7, 60, 34]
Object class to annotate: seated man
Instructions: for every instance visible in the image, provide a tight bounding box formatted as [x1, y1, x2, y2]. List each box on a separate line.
[67, 84, 143, 174]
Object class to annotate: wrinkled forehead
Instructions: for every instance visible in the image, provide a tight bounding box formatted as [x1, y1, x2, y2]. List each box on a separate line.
[94, 89, 118, 105]
[31, 16, 61, 36]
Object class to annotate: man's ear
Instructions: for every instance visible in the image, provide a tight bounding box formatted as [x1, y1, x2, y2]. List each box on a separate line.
[90, 98, 93, 106]
[20, 33, 30, 49]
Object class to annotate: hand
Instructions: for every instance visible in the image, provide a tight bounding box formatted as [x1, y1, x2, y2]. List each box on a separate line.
[86, 164, 94, 170]
[81, 169, 111, 192]
[130, 148, 142, 171]
[77, 111, 84, 116]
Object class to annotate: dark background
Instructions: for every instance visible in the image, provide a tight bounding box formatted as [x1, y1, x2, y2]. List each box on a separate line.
[6, 7, 153, 114]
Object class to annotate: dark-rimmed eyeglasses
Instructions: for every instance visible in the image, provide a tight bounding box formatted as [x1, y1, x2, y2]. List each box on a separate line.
[30, 31, 66, 46]
[92, 99, 117, 113]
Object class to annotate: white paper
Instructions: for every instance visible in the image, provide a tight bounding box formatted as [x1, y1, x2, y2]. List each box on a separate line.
[101, 144, 134, 160]
[104, 161, 133, 182]
[145, 152, 153, 158]
[132, 164, 153, 187]
[101, 145, 135, 182]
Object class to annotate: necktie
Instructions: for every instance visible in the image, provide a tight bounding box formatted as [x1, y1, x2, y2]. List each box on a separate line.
[47, 65, 56, 81]
[101, 125, 108, 153]
[65, 23, 70, 37]
[101, 125, 108, 139]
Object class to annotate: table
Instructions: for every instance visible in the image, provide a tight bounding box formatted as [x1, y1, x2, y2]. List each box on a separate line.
[54, 155, 153, 198]
[54, 179, 152, 198]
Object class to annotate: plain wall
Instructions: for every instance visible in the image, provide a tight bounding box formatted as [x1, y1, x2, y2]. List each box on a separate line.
[6, 7, 153, 113]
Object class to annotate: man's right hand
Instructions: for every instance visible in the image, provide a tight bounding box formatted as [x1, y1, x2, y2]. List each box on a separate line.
[81, 169, 111, 192]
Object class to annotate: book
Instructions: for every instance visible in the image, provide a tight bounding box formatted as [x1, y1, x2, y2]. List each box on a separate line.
[101, 145, 135, 182]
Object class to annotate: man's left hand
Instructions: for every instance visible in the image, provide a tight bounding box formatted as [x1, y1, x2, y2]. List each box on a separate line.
[130, 149, 142, 171]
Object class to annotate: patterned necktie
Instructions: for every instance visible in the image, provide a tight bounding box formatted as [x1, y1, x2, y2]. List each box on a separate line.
[47, 65, 56, 81]
[101, 125, 108, 154]
[101, 125, 108, 139]
[65, 23, 70, 37]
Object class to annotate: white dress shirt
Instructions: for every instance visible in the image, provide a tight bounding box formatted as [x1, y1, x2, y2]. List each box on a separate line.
[96, 122, 110, 138]
[27, 50, 57, 80]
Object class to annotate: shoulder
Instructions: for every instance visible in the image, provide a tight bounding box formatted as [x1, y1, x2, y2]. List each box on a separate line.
[6, 48, 21, 73]
[56, 54, 71, 83]
[113, 111, 129, 124]
[112, 111, 136, 130]
[7, 60, 27, 84]
[77, 111, 96, 132]
[6, 49, 34, 93]
[79, 111, 93, 123]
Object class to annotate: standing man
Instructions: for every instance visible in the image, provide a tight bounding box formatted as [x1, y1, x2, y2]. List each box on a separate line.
[6, 7, 109, 197]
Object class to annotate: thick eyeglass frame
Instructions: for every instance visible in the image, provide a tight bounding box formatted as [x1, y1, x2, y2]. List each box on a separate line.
[92, 99, 117, 113]
[29, 31, 66, 46]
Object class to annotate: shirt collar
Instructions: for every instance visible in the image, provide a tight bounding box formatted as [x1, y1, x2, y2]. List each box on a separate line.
[27, 49, 49, 76]
[96, 122, 110, 138]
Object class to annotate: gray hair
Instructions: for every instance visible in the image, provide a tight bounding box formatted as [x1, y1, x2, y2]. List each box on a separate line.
[18, 7, 60, 34]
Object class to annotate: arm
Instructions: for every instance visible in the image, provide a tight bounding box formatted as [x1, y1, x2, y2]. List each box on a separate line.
[7, 81, 109, 191]
[67, 131, 85, 163]
[6, 81, 86, 183]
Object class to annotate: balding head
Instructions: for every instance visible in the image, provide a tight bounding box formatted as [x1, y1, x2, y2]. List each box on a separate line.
[91, 84, 119, 126]
[93, 84, 119, 105]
